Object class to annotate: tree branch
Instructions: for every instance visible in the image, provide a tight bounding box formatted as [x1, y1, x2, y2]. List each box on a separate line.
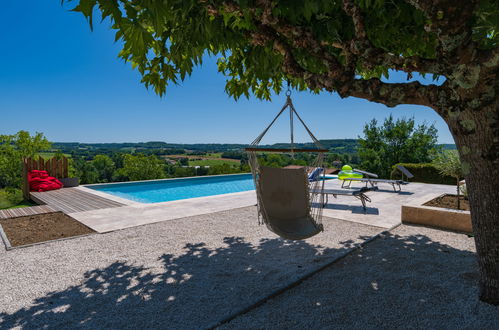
[339, 79, 441, 110]
[342, 0, 367, 40]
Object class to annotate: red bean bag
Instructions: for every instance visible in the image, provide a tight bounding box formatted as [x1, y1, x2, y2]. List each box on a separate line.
[28, 170, 63, 192]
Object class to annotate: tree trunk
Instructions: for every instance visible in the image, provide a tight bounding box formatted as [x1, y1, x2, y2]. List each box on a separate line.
[465, 157, 499, 305]
[450, 102, 499, 305]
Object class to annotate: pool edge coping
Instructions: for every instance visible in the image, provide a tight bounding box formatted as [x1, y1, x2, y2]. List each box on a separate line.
[75, 186, 143, 206]
[79, 173, 255, 205]
[83, 172, 253, 188]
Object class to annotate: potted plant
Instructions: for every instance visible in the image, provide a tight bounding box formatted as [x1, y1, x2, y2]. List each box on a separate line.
[432, 150, 464, 209]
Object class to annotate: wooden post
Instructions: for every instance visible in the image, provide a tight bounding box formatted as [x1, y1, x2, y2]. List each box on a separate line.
[52, 158, 57, 178]
[22, 158, 29, 200]
[63, 157, 68, 178]
[40, 157, 45, 173]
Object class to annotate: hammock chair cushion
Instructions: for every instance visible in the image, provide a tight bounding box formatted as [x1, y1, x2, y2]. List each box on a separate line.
[257, 166, 323, 240]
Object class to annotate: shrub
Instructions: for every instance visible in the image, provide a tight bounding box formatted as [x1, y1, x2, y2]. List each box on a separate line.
[0, 188, 23, 209]
[460, 184, 468, 199]
[0, 131, 51, 188]
[390, 163, 455, 185]
[174, 167, 196, 177]
[208, 164, 241, 175]
[178, 158, 189, 166]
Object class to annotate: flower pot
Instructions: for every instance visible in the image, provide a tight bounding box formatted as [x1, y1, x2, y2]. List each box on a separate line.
[59, 177, 79, 188]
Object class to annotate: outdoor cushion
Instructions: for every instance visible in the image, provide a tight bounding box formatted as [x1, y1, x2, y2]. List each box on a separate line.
[28, 170, 63, 192]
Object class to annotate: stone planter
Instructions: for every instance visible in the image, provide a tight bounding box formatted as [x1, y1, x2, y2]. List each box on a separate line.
[59, 177, 79, 188]
[401, 194, 472, 233]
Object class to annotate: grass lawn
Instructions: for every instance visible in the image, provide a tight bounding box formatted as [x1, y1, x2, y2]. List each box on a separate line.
[37, 152, 71, 159]
[188, 159, 240, 166]
[205, 152, 223, 158]
[0, 189, 36, 210]
[165, 153, 241, 167]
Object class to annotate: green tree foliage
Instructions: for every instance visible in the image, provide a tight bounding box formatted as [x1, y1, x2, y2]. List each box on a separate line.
[207, 164, 242, 175]
[432, 150, 464, 209]
[256, 152, 316, 168]
[120, 154, 166, 181]
[0, 131, 51, 188]
[111, 152, 126, 169]
[92, 155, 116, 182]
[325, 152, 359, 168]
[73, 157, 99, 184]
[358, 116, 438, 178]
[221, 151, 247, 161]
[174, 167, 196, 177]
[178, 158, 189, 166]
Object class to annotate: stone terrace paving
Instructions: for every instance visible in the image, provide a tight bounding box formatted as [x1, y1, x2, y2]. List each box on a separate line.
[67, 179, 454, 232]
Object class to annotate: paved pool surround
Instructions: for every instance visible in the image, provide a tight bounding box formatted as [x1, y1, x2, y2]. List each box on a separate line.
[69, 175, 455, 233]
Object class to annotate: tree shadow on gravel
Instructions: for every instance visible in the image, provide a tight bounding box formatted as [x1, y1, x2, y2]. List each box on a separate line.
[223, 229, 499, 329]
[0, 236, 364, 329]
[0, 231, 491, 329]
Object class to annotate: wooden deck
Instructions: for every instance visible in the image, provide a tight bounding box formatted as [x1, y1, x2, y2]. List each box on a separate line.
[31, 188, 124, 214]
[0, 205, 56, 220]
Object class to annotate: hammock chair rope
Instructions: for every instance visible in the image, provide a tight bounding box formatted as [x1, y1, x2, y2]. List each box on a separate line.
[246, 94, 327, 240]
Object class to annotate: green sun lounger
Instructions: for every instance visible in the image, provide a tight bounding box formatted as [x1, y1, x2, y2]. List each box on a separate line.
[341, 166, 413, 192]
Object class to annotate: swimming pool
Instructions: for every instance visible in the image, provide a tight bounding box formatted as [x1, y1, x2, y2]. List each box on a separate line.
[88, 174, 256, 203]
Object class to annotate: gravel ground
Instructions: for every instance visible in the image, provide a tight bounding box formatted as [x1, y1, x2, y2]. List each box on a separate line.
[0, 206, 381, 329]
[223, 224, 499, 329]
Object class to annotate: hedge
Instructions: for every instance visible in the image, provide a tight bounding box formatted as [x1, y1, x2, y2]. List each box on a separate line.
[390, 163, 456, 185]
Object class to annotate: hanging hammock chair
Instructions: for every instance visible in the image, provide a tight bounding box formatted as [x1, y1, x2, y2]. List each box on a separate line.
[246, 93, 328, 240]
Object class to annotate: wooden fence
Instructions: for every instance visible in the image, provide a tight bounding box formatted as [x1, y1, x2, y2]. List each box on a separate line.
[22, 156, 69, 199]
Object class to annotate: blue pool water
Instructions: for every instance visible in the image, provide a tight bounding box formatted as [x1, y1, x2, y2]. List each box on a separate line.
[88, 174, 256, 203]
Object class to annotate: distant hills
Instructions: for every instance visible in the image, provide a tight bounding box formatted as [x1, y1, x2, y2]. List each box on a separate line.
[52, 139, 456, 154]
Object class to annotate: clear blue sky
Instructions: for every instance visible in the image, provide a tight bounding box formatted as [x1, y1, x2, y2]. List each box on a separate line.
[0, 1, 454, 144]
